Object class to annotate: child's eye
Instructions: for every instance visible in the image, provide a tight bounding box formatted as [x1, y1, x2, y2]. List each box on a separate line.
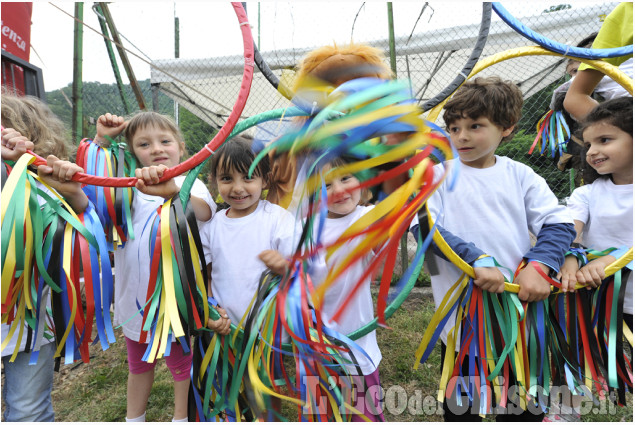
[341, 175, 353, 182]
[219, 176, 232, 182]
[324, 183, 332, 189]
[600, 137, 611, 144]
[448, 127, 459, 133]
[471, 123, 481, 129]
[162, 139, 172, 144]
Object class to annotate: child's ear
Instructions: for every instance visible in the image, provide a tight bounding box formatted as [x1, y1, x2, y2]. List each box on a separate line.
[179, 141, 186, 157]
[502, 126, 515, 138]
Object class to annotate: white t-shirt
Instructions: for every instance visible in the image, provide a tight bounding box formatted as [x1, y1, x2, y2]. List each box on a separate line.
[205, 200, 298, 324]
[114, 176, 216, 343]
[308, 205, 382, 375]
[426, 157, 573, 344]
[567, 178, 633, 314]
[2, 183, 55, 358]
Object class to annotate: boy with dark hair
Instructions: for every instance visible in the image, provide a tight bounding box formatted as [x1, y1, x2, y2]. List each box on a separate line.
[413, 76, 576, 421]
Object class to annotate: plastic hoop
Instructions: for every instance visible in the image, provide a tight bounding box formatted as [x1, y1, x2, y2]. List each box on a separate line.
[493, 2, 633, 59]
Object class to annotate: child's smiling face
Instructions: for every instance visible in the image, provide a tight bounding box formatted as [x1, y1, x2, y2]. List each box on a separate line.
[325, 173, 361, 218]
[583, 120, 633, 184]
[131, 124, 184, 168]
[216, 167, 266, 218]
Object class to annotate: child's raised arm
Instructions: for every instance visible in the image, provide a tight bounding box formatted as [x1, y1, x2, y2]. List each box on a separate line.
[135, 164, 212, 221]
[94, 113, 127, 147]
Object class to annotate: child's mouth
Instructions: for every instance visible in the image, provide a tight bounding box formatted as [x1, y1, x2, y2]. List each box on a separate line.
[592, 158, 608, 166]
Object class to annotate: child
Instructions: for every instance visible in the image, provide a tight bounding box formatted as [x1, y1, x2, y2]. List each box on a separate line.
[95, 112, 217, 422]
[559, 99, 633, 407]
[1, 92, 88, 422]
[560, 97, 633, 301]
[205, 137, 298, 326]
[267, 42, 394, 209]
[308, 157, 385, 422]
[417, 76, 575, 421]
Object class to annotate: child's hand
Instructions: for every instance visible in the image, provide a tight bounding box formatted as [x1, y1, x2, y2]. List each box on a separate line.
[558, 256, 580, 293]
[576, 255, 615, 289]
[95, 113, 126, 147]
[473, 267, 505, 293]
[38, 155, 89, 212]
[207, 306, 231, 335]
[258, 250, 290, 276]
[515, 262, 552, 302]
[134, 165, 179, 199]
[1, 128, 34, 161]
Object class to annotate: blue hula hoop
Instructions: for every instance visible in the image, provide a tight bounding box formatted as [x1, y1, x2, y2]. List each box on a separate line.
[493, 2, 633, 59]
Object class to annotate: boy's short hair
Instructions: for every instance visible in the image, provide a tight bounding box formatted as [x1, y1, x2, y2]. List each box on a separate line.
[123, 111, 184, 148]
[443, 76, 524, 142]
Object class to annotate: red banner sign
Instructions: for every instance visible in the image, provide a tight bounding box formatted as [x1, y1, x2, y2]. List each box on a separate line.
[1, 2, 32, 61]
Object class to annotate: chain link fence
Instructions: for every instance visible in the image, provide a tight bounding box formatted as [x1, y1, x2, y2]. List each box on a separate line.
[40, 2, 621, 280]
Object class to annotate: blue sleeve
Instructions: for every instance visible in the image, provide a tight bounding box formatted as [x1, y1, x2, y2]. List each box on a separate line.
[410, 223, 486, 264]
[525, 222, 576, 271]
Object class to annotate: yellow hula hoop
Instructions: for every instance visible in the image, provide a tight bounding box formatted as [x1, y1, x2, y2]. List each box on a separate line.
[426, 46, 634, 123]
[425, 204, 633, 294]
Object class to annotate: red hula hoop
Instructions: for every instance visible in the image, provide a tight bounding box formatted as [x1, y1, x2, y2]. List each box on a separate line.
[26, 2, 254, 188]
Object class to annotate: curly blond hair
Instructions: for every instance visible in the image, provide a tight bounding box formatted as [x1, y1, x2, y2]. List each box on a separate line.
[293, 42, 393, 91]
[1, 89, 73, 160]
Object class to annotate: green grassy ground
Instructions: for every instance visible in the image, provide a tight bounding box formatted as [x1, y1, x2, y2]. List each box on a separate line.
[50, 291, 632, 422]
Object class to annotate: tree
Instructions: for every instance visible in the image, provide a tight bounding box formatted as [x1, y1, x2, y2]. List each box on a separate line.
[543, 4, 572, 13]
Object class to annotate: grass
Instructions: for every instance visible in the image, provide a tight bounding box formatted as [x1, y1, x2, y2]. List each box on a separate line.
[51, 291, 632, 422]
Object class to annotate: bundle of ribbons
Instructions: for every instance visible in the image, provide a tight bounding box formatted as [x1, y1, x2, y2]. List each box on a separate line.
[75, 137, 136, 249]
[413, 200, 633, 416]
[528, 109, 571, 158]
[183, 76, 456, 420]
[1, 153, 115, 365]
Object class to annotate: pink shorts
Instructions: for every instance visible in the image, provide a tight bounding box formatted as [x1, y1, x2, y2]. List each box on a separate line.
[125, 336, 192, 382]
[351, 368, 385, 422]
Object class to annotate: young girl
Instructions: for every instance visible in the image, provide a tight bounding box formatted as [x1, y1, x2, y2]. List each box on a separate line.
[560, 97, 633, 313]
[557, 97, 633, 421]
[1, 92, 88, 422]
[95, 112, 217, 422]
[205, 137, 298, 327]
[307, 157, 385, 422]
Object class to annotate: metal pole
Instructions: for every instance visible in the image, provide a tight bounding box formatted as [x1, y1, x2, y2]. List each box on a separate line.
[387, 2, 408, 274]
[94, 3, 130, 114]
[72, 2, 84, 144]
[258, 2, 261, 49]
[387, 2, 397, 76]
[98, 2, 146, 111]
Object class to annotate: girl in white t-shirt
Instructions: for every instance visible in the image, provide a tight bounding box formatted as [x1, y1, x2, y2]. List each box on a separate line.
[560, 97, 633, 320]
[205, 138, 297, 326]
[95, 112, 218, 422]
[558, 98, 633, 421]
[308, 157, 385, 422]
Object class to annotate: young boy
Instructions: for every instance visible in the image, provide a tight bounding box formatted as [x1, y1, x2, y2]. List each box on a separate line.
[413, 76, 575, 421]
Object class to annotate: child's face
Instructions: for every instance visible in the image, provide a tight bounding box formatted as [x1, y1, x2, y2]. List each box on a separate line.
[216, 167, 266, 218]
[131, 124, 185, 168]
[447, 116, 513, 169]
[325, 174, 361, 218]
[583, 121, 633, 182]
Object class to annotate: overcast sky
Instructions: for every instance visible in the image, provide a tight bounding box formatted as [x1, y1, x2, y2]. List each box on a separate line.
[28, 1, 611, 92]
